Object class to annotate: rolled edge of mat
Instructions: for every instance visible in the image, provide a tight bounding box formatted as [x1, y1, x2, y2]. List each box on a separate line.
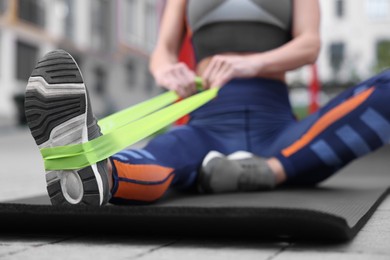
[0, 204, 352, 241]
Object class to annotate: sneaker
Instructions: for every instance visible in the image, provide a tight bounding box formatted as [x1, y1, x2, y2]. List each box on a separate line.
[198, 151, 276, 193]
[25, 50, 110, 206]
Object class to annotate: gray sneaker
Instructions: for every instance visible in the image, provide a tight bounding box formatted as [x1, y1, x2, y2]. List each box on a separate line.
[198, 151, 276, 193]
[25, 50, 110, 206]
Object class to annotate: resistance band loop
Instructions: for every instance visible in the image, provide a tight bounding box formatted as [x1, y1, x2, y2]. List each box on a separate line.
[98, 77, 203, 135]
[98, 91, 178, 135]
[41, 78, 218, 170]
[99, 77, 203, 134]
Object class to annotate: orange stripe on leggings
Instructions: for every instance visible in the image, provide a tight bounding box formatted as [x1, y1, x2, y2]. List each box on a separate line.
[114, 161, 173, 182]
[116, 175, 174, 202]
[282, 86, 375, 157]
[113, 161, 175, 202]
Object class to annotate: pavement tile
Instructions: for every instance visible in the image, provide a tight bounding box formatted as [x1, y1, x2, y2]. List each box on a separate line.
[0, 234, 73, 258]
[137, 239, 287, 260]
[342, 229, 390, 255]
[378, 197, 390, 210]
[288, 221, 390, 256]
[360, 209, 390, 233]
[0, 236, 177, 260]
[274, 251, 389, 260]
[271, 201, 390, 257]
[0, 129, 46, 201]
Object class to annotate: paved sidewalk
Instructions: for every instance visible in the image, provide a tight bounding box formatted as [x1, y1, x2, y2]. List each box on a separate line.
[0, 117, 18, 134]
[0, 128, 389, 259]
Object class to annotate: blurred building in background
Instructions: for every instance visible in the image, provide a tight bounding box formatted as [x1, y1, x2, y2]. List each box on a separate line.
[319, 0, 390, 82]
[287, 0, 390, 117]
[289, 0, 390, 85]
[0, 0, 160, 123]
[0, 0, 389, 125]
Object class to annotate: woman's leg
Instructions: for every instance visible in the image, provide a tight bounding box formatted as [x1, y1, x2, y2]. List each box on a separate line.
[109, 125, 223, 204]
[272, 70, 390, 185]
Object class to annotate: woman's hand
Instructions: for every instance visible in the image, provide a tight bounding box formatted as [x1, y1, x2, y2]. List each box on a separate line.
[153, 62, 197, 98]
[201, 55, 261, 89]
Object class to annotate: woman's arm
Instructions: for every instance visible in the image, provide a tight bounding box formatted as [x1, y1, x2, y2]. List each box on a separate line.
[253, 0, 321, 73]
[202, 0, 321, 88]
[150, 0, 196, 97]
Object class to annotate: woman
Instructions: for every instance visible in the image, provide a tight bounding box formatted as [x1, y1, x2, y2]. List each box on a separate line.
[148, 0, 320, 193]
[25, 0, 390, 205]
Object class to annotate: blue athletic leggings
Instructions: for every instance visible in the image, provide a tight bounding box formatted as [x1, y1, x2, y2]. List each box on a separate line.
[109, 70, 390, 203]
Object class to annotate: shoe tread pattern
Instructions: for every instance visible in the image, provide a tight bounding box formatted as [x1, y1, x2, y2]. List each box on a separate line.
[46, 167, 101, 206]
[25, 90, 85, 145]
[31, 51, 83, 84]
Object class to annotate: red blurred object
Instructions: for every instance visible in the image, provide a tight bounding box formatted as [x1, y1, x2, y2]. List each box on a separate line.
[309, 64, 321, 114]
[179, 35, 196, 70]
[175, 34, 196, 125]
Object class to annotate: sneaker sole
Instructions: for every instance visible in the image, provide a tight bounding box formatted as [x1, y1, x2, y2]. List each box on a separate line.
[25, 50, 108, 206]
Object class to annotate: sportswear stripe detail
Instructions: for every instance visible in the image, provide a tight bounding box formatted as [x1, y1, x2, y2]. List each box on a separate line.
[310, 140, 342, 167]
[119, 150, 143, 159]
[111, 154, 128, 162]
[361, 108, 390, 144]
[113, 161, 173, 183]
[115, 175, 174, 202]
[336, 125, 371, 157]
[353, 85, 369, 96]
[282, 86, 375, 157]
[112, 160, 174, 202]
[136, 149, 156, 160]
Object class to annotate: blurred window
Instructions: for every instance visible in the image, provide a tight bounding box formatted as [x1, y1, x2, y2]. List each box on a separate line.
[91, 0, 111, 51]
[366, 0, 390, 20]
[18, 0, 45, 27]
[336, 0, 344, 18]
[145, 2, 157, 50]
[329, 42, 345, 73]
[122, 0, 137, 44]
[126, 60, 136, 87]
[0, 0, 7, 15]
[64, 0, 74, 39]
[16, 41, 38, 81]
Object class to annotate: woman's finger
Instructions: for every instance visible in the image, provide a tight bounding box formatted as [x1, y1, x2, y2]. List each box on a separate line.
[177, 66, 195, 93]
[211, 66, 234, 88]
[182, 68, 197, 94]
[202, 57, 222, 88]
[211, 61, 232, 87]
[177, 63, 199, 96]
[166, 75, 180, 92]
[172, 71, 192, 97]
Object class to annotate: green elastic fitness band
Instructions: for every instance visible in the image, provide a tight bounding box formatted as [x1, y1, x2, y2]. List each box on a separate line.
[98, 77, 204, 134]
[40, 78, 217, 170]
[98, 91, 178, 135]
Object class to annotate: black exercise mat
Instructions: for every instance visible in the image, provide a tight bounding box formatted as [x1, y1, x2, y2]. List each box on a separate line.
[1, 146, 390, 241]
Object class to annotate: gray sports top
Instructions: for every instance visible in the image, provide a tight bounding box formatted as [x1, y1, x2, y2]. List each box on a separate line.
[186, 0, 293, 62]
